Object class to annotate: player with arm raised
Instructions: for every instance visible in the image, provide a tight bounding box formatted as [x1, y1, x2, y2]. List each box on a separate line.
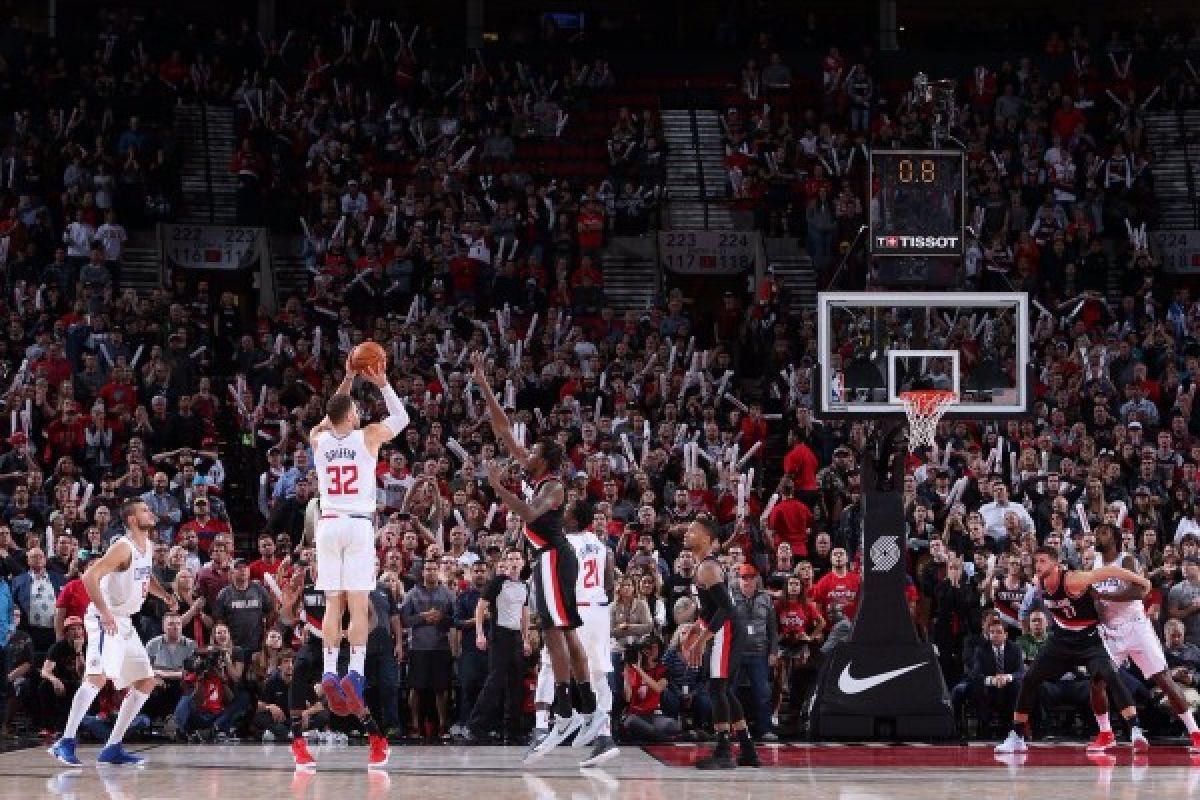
[1090, 523, 1200, 752]
[996, 544, 1151, 754]
[679, 514, 760, 770]
[306, 352, 409, 769]
[471, 352, 597, 762]
[49, 498, 178, 767]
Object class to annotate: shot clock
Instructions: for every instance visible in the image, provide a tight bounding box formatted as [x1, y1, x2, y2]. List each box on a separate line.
[869, 149, 965, 257]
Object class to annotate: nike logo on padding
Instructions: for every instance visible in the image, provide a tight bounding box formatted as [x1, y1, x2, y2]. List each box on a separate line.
[837, 662, 926, 694]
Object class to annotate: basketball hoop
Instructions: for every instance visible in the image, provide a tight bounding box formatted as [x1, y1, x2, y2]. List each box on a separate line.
[899, 390, 957, 451]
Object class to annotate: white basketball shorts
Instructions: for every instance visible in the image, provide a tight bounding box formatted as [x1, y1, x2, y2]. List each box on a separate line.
[84, 613, 153, 690]
[315, 513, 376, 592]
[1100, 617, 1168, 677]
[577, 601, 613, 674]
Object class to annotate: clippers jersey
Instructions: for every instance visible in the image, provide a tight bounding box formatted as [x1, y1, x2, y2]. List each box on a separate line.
[1040, 567, 1101, 641]
[567, 531, 608, 605]
[92, 534, 153, 618]
[1092, 552, 1147, 629]
[523, 474, 564, 551]
[314, 428, 377, 514]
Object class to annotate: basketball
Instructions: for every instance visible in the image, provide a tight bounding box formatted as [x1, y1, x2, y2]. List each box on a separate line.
[349, 341, 387, 373]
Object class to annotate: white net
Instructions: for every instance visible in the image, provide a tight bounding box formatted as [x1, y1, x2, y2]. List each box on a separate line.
[900, 391, 956, 451]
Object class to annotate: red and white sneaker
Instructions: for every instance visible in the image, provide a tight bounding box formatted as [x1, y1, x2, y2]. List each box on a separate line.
[292, 737, 317, 770]
[1129, 727, 1150, 753]
[367, 734, 390, 768]
[1086, 731, 1116, 752]
[1189, 731, 1200, 753]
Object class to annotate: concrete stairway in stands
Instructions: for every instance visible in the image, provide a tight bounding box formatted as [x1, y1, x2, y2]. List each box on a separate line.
[174, 105, 238, 225]
[1144, 110, 1200, 231]
[764, 237, 816, 316]
[120, 230, 162, 292]
[661, 108, 728, 229]
[601, 238, 658, 313]
[271, 234, 310, 303]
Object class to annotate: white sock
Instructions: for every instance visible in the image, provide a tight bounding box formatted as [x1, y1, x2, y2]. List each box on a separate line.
[106, 688, 149, 747]
[62, 682, 102, 739]
[1095, 713, 1112, 733]
[348, 646, 366, 675]
[535, 709, 549, 729]
[323, 647, 338, 675]
[1180, 710, 1199, 734]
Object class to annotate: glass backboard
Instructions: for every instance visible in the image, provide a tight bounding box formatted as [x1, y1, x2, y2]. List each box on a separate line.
[816, 291, 1030, 418]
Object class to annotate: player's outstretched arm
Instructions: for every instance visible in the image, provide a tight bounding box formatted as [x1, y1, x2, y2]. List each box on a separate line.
[360, 363, 410, 451]
[1069, 564, 1150, 596]
[472, 352, 531, 468]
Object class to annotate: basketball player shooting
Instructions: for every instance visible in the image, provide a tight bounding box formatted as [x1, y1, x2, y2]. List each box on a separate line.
[471, 352, 597, 761]
[996, 545, 1150, 754]
[1090, 523, 1200, 753]
[305, 348, 409, 768]
[49, 499, 178, 767]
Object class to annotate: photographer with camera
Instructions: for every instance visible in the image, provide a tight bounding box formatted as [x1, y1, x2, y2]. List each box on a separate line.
[620, 637, 680, 742]
[171, 623, 246, 741]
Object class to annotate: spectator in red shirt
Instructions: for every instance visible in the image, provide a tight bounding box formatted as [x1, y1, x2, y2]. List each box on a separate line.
[782, 431, 819, 494]
[195, 540, 233, 610]
[447, 257, 478, 300]
[43, 403, 87, 465]
[31, 341, 73, 387]
[177, 497, 232, 556]
[811, 547, 861, 620]
[739, 402, 769, 456]
[248, 533, 283, 584]
[774, 574, 826, 715]
[99, 365, 139, 415]
[1050, 96, 1086, 142]
[54, 554, 94, 638]
[766, 478, 813, 557]
[569, 255, 604, 288]
[576, 200, 605, 255]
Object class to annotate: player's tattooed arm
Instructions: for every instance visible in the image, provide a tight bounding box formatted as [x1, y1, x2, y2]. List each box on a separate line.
[485, 460, 560, 523]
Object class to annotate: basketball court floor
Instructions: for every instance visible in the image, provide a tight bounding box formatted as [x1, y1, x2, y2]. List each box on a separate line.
[4, 741, 1199, 800]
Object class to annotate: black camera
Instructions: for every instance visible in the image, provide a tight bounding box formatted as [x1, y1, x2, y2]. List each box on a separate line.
[185, 651, 224, 674]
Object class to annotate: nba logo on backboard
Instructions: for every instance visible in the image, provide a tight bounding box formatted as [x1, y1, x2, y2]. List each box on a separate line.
[830, 371, 846, 405]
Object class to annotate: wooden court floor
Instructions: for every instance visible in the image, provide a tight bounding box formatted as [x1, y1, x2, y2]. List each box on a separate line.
[2, 741, 1199, 799]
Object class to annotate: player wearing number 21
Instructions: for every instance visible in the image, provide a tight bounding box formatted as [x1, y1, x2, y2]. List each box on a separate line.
[49, 498, 180, 767]
[308, 353, 409, 760]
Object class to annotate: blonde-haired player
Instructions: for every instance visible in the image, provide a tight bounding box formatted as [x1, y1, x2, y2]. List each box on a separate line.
[49, 499, 178, 767]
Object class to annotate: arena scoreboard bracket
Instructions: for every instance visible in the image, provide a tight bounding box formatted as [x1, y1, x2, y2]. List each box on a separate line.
[868, 149, 965, 258]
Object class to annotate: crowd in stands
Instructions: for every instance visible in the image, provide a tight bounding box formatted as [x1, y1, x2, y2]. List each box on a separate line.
[0, 5, 1199, 749]
[724, 22, 1199, 289]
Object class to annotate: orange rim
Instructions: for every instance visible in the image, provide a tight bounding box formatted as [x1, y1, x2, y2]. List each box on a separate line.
[899, 390, 957, 415]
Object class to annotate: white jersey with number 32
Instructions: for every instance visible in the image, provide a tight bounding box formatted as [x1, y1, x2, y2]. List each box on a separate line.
[314, 429, 377, 514]
[568, 531, 608, 605]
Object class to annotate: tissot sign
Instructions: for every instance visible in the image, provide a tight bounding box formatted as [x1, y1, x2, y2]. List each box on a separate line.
[874, 235, 960, 251]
